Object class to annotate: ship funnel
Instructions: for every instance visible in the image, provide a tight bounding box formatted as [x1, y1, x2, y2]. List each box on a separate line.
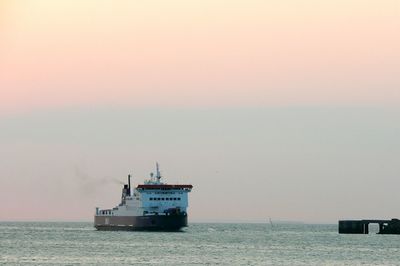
[128, 174, 131, 196]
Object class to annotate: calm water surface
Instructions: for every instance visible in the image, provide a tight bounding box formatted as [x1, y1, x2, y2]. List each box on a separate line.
[1, 222, 400, 265]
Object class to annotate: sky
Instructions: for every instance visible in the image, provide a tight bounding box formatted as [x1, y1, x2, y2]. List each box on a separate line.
[0, 0, 399, 223]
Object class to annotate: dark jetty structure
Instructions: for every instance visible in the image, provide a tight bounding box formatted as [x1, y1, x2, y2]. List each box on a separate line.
[339, 219, 400, 234]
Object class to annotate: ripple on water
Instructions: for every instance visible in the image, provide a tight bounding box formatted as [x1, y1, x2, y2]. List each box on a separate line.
[1, 222, 400, 265]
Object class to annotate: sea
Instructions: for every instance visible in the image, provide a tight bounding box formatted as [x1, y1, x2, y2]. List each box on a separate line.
[1, 222, 400, 265]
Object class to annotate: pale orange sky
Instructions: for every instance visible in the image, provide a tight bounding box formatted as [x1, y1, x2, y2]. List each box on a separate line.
[1, 1, 400, 223]
[1, 0, 399, 114]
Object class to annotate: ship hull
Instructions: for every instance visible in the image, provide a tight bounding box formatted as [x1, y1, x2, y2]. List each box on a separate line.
[94, 214, 188, 231]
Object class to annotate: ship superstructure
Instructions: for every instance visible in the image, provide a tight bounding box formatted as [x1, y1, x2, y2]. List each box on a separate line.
[94, 163, 193, 231]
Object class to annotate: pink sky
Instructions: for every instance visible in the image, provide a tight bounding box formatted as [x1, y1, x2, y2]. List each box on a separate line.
[1, 0, 399, 114]
[1, 1, 400, 223]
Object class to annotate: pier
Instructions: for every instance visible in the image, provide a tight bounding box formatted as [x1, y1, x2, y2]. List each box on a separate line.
[339, 219, 400, 234]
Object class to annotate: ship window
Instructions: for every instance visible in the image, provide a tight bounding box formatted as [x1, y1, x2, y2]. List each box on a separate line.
[173, 198, 176, 200]
[157, 198, 160, 200]
[150, 198, 153, 200]
[178, 198, 181, 200]
[162, 198, 165, 200]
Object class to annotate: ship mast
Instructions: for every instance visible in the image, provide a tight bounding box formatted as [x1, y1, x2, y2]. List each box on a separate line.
[156, 162, 161, 182]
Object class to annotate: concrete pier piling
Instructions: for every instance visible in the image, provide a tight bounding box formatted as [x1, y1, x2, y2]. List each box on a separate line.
[339, 219, 400, 234]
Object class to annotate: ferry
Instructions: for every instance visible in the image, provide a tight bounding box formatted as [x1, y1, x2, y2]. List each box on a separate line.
[94, 163, 193, 231]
